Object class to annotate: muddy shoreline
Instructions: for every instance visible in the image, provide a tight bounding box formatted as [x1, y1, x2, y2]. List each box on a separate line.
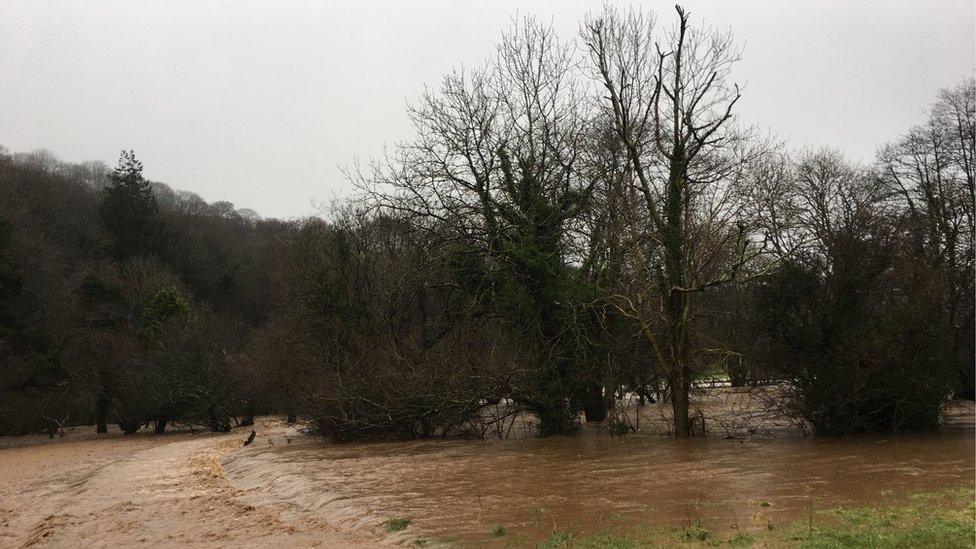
[0, 419, 377, 548]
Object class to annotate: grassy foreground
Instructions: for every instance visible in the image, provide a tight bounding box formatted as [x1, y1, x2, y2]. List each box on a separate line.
[533, 486, 975, 549]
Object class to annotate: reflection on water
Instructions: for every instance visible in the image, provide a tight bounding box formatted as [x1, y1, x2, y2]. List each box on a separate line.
[224, 423, 975, 545]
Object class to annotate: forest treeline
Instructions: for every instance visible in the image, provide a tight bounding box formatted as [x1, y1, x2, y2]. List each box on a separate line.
[1, 6, 973, 440]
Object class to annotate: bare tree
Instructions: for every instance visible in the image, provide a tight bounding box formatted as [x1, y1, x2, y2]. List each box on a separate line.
[877, 78, 976, 398]
[582, 5, 759, 437]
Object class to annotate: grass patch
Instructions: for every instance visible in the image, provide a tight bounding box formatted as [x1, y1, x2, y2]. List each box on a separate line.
[727, 532, 757, 546]
[384, 517, 411, 532]
[529, 486, 974, 548]
[491, 524, 507, 538]
[679, 521, 712, 542]
[782, 486, 975, 548]
[540, 531, 574, 547]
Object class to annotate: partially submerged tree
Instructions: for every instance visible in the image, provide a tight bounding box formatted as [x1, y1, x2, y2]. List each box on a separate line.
[877, 79, 975, 399]
[258, 209, 511, 441]
[582, 5, 758, 436]
[364, 18, 601, 435]
[753, 149, 957, 434]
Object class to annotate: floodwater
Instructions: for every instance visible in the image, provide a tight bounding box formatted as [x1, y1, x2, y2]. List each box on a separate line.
[1, 395, 973, 547]
[0, 422, 375, 547]
[225, 404, 976, 546]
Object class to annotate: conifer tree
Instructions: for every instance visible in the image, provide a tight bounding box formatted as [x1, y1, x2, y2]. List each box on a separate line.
[101, 150, 160, 259]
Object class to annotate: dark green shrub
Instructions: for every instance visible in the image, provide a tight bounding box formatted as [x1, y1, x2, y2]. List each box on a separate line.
[759, 250, 954, 435]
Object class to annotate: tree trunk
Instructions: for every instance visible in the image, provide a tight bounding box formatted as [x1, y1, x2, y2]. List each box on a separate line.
[582, 381, 607, 423]
[119, 420, 140, 435]
[664, 158, 692, 438]
[536, 401, 577, 437]
[153, 417, 168, 434]
[663, 159, 691, 424]
[239, 404, 255, 427]
[670, 369, 691, 438]
[727, 356, 748, 388]
[95, 391, 109, 434]
[208, 406, 231, 433]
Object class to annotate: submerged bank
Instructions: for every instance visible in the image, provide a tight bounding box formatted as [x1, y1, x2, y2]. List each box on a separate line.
[0, 421, 376, 547]
[225, 417, 975, 546]
[1, 393, 973, 547]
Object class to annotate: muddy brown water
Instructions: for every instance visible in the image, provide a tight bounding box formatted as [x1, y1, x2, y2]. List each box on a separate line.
[225, 423, 975, 546]
[2, 397, 972, 547]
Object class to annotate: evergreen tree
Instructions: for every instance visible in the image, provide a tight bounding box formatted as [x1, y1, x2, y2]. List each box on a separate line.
[101, 150, 160, 259]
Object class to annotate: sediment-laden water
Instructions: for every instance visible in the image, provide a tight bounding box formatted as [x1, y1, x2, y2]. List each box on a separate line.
[2, 396, 972, 547]
[224, 409, 975, 545]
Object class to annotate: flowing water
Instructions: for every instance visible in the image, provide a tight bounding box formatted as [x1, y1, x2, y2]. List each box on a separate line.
[2, 397, 972, 547]
[224, 412, 975, 546]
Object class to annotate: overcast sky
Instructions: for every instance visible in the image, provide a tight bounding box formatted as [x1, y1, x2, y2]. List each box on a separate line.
[1, 1, 973, 219]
